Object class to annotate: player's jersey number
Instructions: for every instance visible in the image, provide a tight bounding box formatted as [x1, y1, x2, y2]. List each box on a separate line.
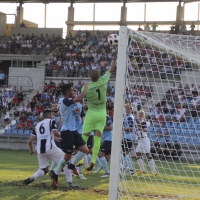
[96, 89, 101, 100]
[39, 123, 45, 134]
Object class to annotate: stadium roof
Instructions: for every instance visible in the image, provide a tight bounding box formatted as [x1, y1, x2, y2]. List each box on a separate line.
[0, 0, 197, 3]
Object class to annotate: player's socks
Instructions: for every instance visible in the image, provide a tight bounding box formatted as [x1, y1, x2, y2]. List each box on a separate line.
[83, 155, 89, 168]
[32, 169, 45, 180]
[99, 157, 109, 174]
[136, 157, 145, 171]
[64, 166, 72, 183]
[71, 151, 85, 165]
[96, 157, 102, 168]
[87, 154, 91, 164]
[125, 155, 134, 171]
[91, 136, 101, 164]
[50, 160, 56, 171]
[121, 153, 126, 168]
[82, 134, 89, 143]
[55, 157, 68, 175]
[76, 165, 83, 173]
[148, 157, 157, 173]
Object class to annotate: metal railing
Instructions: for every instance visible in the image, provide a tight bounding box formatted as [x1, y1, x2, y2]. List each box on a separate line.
[8, 76, 33, 91]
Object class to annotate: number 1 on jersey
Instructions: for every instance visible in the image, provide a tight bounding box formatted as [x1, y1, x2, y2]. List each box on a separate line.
[96, 89, 101, 100]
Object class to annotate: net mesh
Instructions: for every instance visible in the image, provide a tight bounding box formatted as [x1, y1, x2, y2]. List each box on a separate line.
[118, 30, 200, 200]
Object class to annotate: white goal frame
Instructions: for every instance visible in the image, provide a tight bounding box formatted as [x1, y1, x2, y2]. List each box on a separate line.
[108, 26, 128, 200]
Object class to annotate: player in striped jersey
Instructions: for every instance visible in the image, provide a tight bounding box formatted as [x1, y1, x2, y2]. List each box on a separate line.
[135, 110, 157, 176]
[23, 110, 76, 187]
[121, 104, 135, 175]
[49, 103, 62, 174]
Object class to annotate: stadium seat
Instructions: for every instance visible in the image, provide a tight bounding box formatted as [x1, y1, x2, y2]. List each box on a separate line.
[168, 128, 174, 134]
[4, 129, 11, 134]
[194, 118, 200, 124]
[189, 124, 195, 130]
[193, 139, 200, 145]
[186, 138, 193, 145]
[29, 130, 33, 135]
[194, 124, 200, 130]
[11, 130, 18, 134]
[188, 118, 194, 124]
[33, 116, 38, 121]
[177, 123, 181, 129]
[17, 129, 24, 134]
[27, 116, 34, 120]
[148, 127, 154, 132]
[24, 130, 30, 135]
[158, 137, 165, 143]
[196, 131, 200, 135]
[179, 137, 186, 144]
[10, 124, 17, 130]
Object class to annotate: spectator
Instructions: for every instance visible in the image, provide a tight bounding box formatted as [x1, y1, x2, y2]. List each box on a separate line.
[144, 23, 150, 32]
[4, 111, 10, 125]
[190, 22, 196, 35]
[13, 108, 19, 119]
[181, 22, 187, 35]
[137, 25, 143, 31]
[151, 23, 158, 32]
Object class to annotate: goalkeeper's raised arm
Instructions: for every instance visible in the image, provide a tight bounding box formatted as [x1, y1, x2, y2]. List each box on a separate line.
[108, 60, 116, 74]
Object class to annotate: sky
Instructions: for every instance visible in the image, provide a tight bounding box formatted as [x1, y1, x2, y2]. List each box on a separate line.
[0, 1, 199, 35]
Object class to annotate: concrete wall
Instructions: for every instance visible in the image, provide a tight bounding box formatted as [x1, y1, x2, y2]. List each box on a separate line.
[11, 27, 63, 37]
[0, 12, 6, 36]
[9, 67, 45, 91]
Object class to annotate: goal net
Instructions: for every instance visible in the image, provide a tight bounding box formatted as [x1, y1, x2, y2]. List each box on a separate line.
[109, 26, 200, 200]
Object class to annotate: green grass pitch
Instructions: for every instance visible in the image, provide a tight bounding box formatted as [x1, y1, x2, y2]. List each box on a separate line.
[0, 149, 199, 200]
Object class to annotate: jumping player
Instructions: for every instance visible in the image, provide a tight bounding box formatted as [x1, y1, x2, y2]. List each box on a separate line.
[68, 60, 116, 172]
[135, 110, 157, 176]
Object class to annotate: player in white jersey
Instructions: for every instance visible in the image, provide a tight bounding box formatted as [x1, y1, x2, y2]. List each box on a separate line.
[23, 110, 78, 187]
[49, 103, 63, 174]
[135, 110, 157, 176]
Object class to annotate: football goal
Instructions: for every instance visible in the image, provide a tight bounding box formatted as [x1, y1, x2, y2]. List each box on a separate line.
[109, 26, 200, 200]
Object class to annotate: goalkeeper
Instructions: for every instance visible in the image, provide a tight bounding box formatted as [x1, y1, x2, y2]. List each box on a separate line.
[68, 60, 116, 173]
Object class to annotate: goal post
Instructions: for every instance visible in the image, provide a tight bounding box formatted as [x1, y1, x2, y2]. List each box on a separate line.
[108, 26, 128, 200]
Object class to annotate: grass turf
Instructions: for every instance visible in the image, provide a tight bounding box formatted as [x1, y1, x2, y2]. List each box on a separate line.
[0, 149, 200, 200]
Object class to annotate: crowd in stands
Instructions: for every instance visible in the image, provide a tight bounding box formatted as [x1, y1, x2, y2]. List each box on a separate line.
[127, 40, 194, 79]
[0, 33, 62, 55]
[45, 30, 118, 78]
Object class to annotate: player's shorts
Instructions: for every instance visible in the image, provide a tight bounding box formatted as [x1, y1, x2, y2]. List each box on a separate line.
[83, 110, 106, 134]
[100, 141, 112, 155]
[135, 137, 150, 154]
[38, 146, 64, 169]
[122, 138, 134, 152]
[87, 135, 94, 148]
[61, 130, 86, 154]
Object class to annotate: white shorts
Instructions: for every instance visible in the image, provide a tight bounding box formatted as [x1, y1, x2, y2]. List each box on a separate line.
[37, 146, 64, 169]
[135, 137, 150, 154]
